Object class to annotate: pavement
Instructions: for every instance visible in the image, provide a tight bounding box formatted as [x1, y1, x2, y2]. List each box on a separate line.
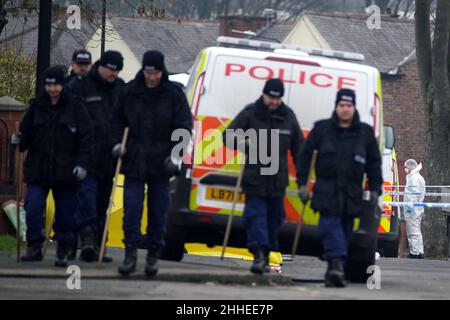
[0, 245, 292, 286]
[2, 245, 450, 299]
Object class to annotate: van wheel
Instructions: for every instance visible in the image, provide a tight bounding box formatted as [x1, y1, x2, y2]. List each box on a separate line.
[161, 220, 185, 262]
[161, 237, 185, 261]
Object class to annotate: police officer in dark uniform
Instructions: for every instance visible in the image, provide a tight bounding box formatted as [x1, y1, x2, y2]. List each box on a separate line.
[298, 88, 382, 287]
[69, 50, 125, 262]
[66, 49, 92, 84]
[12, 66, 93, 267]
[112, 50, 192, 277]
[223, 78, 305, 274]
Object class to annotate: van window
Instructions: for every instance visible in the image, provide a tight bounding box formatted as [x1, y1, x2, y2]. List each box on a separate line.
[198, 54, 292, 120]
[198, 54, 370, 130]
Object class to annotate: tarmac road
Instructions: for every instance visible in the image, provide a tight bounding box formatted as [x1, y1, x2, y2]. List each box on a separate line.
[0, 247, 449, 300]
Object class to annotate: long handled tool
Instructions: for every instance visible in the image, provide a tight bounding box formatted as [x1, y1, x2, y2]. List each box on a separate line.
[14, 143, 22, 263]
[42, 199, 55, 259]
[221, 153, 246, 260]
[291, 150, 318, 260]
[98, 127, 129, 266]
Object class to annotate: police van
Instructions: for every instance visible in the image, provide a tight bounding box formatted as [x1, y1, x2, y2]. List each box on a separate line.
[163, 37, 399, 281]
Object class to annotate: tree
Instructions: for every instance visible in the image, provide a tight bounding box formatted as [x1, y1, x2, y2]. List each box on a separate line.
[415, 0, 450, 258]
[0, 46, 36, 103]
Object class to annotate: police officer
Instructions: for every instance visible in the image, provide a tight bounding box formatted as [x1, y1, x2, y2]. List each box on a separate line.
[66, 49, 92, 84]
[69, 50, 125, 262]
[223, 78, 305, 274]
[112, 50, 192, 277]
[12, 66, 93, 267]
[298, 88, 382, 287]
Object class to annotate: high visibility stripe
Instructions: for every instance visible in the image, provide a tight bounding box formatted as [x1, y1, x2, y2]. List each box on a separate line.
[188, 115, 394, 237]
[378, 216, 391, 233]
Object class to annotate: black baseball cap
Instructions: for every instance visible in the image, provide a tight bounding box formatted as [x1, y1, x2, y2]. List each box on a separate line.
[72, 49, 92, 64]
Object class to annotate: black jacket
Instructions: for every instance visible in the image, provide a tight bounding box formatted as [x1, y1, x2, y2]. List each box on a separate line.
[298, 111, 382, 217]
[69, 62, 125, 178]
[111, 70, 193, 181]
[223, 97, 305, 197]
[19, 88, 93, 185]
[65, 70, 84, 86]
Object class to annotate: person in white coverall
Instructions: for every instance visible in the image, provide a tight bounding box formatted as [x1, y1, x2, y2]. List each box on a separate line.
[404, 159, 425, 259]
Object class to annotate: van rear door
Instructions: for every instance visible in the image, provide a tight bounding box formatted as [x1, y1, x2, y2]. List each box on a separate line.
[189, 53, 294, 216]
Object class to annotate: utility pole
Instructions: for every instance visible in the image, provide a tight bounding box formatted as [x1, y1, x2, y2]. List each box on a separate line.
[101, 0, 106, 56]
[36, 0, 52, 95]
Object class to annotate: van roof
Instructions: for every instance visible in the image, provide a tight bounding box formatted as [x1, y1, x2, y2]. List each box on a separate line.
[204, 46, 380, 76]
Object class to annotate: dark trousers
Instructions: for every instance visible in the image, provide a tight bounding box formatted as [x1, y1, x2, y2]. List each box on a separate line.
[96, 176, 113, 246]
[317, 214, 354, 261]
[243, 195, 285, 252]
[75, 175, 97, 229]
[25, 184, 77, 245]
[122, 177, 170, 248]
[75, 175, 113, 246]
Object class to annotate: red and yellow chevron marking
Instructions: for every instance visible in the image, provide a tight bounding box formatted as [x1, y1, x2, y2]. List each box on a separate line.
[189, 116, 392, 234]
[379, 181, 393, 233]
[189, 116, 319, 223]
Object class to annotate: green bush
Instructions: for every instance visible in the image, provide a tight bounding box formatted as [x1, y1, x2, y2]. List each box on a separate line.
[0, 47, 36, 104]
[0, 234, 16, 251]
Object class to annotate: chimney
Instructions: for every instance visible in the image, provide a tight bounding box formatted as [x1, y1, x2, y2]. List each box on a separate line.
[219, 15, 269, 37]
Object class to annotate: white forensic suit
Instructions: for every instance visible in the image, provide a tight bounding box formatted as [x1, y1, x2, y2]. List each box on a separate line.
[404, 163, 426, 256]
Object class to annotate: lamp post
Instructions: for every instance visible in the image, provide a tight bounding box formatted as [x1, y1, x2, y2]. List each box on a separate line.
[36, 0, 52, 95]
[101, 0, 106, 56]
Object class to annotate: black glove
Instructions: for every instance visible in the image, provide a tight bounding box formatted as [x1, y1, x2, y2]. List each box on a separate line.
[112, 143, 126, 158]
[299, 185, 310, 204]
[164, 156, 182, 176]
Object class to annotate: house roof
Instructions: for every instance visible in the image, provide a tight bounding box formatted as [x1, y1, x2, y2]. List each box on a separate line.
[2, 12, 416, 76]
[111, 17, 220, 74]
[0, 14, 97, 66]
[303, 12, 416, 74]
[50, 19, 98, 66]
[0, 15, 39, 58]
[258, 22, 293, 43]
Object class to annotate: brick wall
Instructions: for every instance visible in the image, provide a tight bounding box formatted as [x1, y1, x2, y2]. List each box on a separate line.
[0, 103, 26, 235]
[382, 60, 426, 185]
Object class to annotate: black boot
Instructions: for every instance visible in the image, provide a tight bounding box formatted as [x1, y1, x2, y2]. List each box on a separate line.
[79, 225, 96, 262]
[145, 244, 161, 278]
[250, 247, 268, 275]
[325, 259, 346, 288]
[67, 237, 78, 261]
[55, 242, 69, 268]
[118, 245, 137, 276]
[21, 243, 43, 262]
[262, 247, 271, 273]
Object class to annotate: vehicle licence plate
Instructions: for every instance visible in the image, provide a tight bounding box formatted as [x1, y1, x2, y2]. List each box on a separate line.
[205, 187, 245, 204]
